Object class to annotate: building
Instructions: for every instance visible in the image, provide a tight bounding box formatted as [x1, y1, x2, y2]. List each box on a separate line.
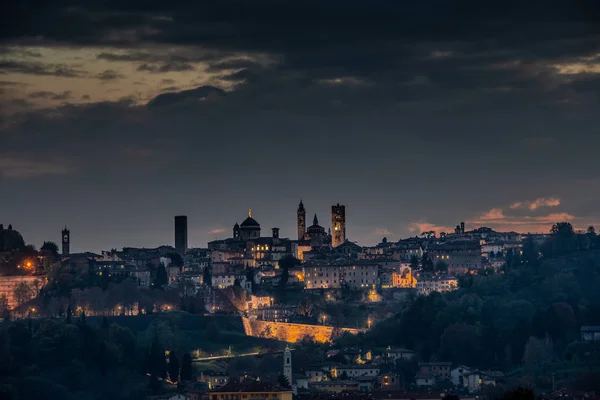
[418, 362, 451, 381]
[581, 326, 600, 341]
[426, 241, 482, 274]
[331, 204, 346, 248]
[462, 370, 504, 393]
[303, 263, 378, 290]
[392, 267, 416, 288]
[309, 381, 359, 393]
[61, 226, 70, 255]
[304, 265, 342, 289]
[283, 346, 292, 387]
[451, 365, 470, 386]
[199, 371, 229, 390]
[416, 276, 458, 295]
[297, 200, 306, 240]
[342, 263, 378, 289]
[208, 381, 292, 400]
[385, 347, 416, 363]
[0, 275, 45, 309]
[330, 365, 380, 378]
[175, 215, 188, 256]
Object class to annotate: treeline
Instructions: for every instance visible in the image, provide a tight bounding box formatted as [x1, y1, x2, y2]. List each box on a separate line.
[0, 315, 195, 400]
[333, 223, 600, 391]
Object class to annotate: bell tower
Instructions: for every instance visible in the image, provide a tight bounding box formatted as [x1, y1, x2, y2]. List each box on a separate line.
[283, 345, 292, 387]
[297, 199, 306, 240]
[331, 203, 346, 248]
[61, 226, 70, 255]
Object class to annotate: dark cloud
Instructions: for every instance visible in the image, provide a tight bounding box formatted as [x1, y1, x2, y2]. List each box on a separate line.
[2, 1, 600, 250]
[0, 60, 87, 77]
[95, 69, 125, 80]
[28, 90, 72, 100]
[137, 62, 195, 73]
[146, 85, 225, 108]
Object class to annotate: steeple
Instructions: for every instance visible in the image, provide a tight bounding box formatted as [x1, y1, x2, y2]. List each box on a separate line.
[298, 199, 304, 210]
[313, 214, 319, 226]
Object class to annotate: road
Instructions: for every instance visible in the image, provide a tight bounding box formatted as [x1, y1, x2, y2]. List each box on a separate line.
[193, 349, 289, 362]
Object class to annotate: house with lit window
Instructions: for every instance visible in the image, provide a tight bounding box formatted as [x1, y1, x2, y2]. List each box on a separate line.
[207, 380, 292, 400]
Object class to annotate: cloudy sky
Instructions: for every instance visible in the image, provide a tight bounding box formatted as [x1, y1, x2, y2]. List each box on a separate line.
[1, 0, 600, 252]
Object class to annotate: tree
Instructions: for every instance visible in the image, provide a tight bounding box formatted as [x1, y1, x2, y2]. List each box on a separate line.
[587, 226, 596, 237]
[522, 336, 552, 366]
[410, 255, 420, 270]
[551, 222, 574, 235]
[66, 305, 72, 324]
[180, 353, 193, 381]
[13, 282, 34, 307]
[435, 260, 448, 274]
[40, 241, 59, 256]
[421, 254, 434, 273]
[166, 252, 184, 267]
[278, 374, 290, 388]
[154, 265, 168, 289]
[168, 352, 180, 383]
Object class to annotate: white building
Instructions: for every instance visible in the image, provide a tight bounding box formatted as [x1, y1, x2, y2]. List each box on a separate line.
[416, 276, 458, 295]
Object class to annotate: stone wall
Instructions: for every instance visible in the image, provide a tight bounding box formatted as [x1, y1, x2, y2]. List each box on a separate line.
[241, 317, 364, 343]
[0, 275, 44, 309]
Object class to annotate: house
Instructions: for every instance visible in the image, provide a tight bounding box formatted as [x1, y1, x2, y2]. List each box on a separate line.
[330, 365, 380, 378]
[386, 347, 416, 363]
[418, 362, 451, 380]
[310, 381, 359, 393]
[356, 376, 376, 392]
[304, 366, 328, 383]
[199, 371, 229, 390]
[379, 373, 402, 389]
[208, 381, 292, 400]
[451, 365, 470, 386]
[462, 370, 504, 393]
[581, 326, 600, 341]
[415, 373, 435, 388]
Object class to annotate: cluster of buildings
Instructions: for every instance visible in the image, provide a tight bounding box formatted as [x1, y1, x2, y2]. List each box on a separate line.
[0, 202, 535, 315]
[186, 345, 504, 400]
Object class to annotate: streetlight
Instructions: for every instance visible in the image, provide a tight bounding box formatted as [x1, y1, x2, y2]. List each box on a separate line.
[368, 318, 372, 329]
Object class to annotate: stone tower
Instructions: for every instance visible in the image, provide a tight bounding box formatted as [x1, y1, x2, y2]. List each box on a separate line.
[297, 200, 306, 240]
[61, 226, 70, 255]
[174, 215, 188, 256]
[331, 203, 346, 248]
[283, 345, 292, 387]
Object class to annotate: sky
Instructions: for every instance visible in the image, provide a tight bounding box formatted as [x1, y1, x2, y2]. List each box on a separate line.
[1, 0, 600, 252]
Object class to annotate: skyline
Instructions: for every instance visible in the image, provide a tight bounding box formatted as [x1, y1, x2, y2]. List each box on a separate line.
[2, 195, 596, 253]
[2, 1, 600, 252]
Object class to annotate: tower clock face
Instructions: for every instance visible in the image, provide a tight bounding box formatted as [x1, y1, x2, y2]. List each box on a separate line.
[64, 235, 68, 242]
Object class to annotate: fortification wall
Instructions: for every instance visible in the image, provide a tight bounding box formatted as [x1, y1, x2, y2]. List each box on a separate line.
[241, 317, 364, 343]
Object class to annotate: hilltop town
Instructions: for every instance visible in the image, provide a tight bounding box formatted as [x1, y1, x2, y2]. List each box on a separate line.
[1, 203, 600, 400]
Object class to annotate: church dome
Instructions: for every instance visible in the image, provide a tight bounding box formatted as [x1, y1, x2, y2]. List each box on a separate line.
[240, 209, 260, 229]
[0, 224, 26, 252]
[240, 217, 260, 228]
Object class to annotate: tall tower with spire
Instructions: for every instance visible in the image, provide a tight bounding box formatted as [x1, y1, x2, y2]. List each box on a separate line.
[297, 200, 306, 240]
[283, 345, 292, 387]
[61, 226, 70, 255]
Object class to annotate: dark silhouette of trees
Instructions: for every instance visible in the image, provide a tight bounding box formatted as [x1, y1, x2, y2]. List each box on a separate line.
[180, 353, 193, 381]
[277, 374, 290, 388]
[154, 265, 168, 289]
[168, 352, 180, 383]
[40, 241, 59, 257]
